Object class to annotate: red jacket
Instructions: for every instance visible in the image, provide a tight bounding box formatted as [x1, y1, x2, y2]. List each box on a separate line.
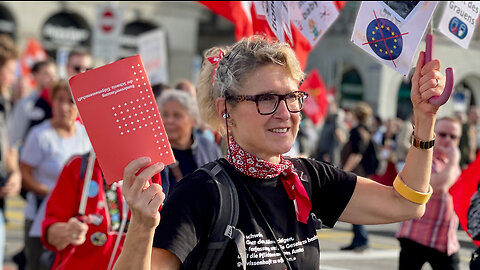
[42, 155, 129, 270]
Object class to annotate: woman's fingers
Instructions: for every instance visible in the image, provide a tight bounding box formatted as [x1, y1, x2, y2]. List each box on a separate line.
[129, 162, 164, 197]
[123, 157, 151, 188]
[421, 59, 441, 76]
[139, 183, 164, 216]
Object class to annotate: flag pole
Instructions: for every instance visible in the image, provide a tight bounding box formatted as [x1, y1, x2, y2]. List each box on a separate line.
[78, 151, 96, 216]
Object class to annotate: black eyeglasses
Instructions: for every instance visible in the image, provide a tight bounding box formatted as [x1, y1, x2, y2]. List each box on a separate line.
[438, 132, 459, 140]
[226, 91, 308, 115]
[72, 65, 92, 73]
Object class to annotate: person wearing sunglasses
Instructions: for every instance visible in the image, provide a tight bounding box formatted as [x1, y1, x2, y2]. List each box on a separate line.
[66, 49, 93, 79]
[114, 35, 446, 269]
[396, 117, 462, 270]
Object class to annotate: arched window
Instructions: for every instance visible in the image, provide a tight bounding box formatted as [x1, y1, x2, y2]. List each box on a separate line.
[340, 68, 363, 109]
[0, 4, 16, 40]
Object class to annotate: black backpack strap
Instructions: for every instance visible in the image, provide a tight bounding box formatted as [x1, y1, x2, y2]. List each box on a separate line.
[197, 159, 246, 270]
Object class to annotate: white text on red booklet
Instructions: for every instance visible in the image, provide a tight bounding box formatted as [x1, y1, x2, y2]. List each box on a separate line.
[69, 55, 175, 184]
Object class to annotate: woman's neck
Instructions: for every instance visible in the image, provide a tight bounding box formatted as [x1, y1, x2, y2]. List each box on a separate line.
[50, 119, 76, 137]
[228, 138, 281, 164]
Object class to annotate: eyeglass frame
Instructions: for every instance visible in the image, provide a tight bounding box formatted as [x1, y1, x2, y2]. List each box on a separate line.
[71, 65, 93, 73]
[437, 132, 459, 140]
[225, 90, 308, 115]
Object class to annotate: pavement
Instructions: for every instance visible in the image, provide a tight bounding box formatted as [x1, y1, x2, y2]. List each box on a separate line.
[2, 195, 475, 270]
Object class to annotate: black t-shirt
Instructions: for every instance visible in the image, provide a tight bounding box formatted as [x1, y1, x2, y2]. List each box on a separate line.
[153, 158, 357, 269]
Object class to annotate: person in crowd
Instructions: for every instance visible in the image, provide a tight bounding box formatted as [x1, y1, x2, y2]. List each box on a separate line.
[20, 80, 91, 270]
[151, 83, 171, 100]
[396, 116, 462, 270]
[460, 106, 479, 169]
[114, 35, 445, 269]
[316, 101, 347, 166]
[396, 114, 414, 173]
[7, 60, 57, 149]
[339, 101, 375, 252]
[65, 49, 93, 79]
[156, 89, 222, 195]
[175, 79, 196, 97]
[41, 152, 131, 270]
[11, 76, 31, 105]
[372, 115, 384, 146]
[0, 33, 21, 269]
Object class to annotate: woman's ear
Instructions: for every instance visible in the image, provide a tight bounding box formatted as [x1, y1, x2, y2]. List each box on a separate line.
[215, 97, 227, 118]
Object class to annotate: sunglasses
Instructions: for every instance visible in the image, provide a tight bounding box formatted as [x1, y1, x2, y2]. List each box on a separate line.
[437, 132, 458, 140]
[72, 65, 93, 73]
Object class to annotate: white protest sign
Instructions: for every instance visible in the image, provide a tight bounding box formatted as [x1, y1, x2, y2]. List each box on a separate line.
[92, 4, 124, 63]
[351, 1, 438, 76]
[281, 2, 293, 44]
[253, 1, 266, 18]
[265, 1, 286, 42]
[438, 1, 480, 49]
[138, 29, 169, 85]
[289, 1, 340, 47]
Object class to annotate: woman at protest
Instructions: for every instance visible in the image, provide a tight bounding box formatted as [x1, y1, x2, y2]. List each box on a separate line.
[156, 89, 222, 195]
[41, 153, 132, 270]
[114, 35, 445, 269]
[20, 80, 91, 270]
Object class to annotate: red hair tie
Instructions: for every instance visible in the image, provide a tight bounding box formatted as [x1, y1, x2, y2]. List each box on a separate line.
[207, 49, 225, 83]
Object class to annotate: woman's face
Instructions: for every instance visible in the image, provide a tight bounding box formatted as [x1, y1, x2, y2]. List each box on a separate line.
[160, 100, 195, 147]
[228, 64, 301, 163]
[0, 59, 17, 90]
[52, 88, 78, 126]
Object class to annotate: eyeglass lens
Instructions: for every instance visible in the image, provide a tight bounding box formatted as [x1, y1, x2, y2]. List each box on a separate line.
[257, 92, 304, 115]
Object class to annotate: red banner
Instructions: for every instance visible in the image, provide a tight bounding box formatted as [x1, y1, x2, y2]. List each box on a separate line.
[299, 69, 328, 124]
[450, 151, 480, 246]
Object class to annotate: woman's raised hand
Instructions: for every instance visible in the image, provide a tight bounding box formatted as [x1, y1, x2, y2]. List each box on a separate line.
[410, 51, 446, 118]
[122, 157, 165, 229]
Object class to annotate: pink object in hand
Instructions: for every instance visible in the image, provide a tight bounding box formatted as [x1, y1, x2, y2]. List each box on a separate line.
[425, 34, 454, 106]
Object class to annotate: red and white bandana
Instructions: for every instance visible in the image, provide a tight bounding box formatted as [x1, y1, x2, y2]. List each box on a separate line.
[227, 137, 312, 223]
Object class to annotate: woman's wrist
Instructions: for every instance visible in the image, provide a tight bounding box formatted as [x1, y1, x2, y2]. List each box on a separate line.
[128, 217, 158, 234]
[413, 113, 436, 141]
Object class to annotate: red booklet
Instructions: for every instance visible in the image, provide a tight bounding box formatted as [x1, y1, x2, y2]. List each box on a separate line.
[69, 55, 175, 184]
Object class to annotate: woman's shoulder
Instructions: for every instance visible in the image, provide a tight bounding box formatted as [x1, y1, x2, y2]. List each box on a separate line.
[25, 120, 54, 142]
[169, 159, 225, 196]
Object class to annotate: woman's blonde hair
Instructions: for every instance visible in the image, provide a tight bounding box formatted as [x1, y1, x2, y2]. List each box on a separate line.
[196, 35, 304, 135]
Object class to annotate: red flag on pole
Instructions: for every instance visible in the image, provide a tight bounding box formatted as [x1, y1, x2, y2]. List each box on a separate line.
[299, 69, 328, 125]
[450, 151, 480, 246]
[20, 38, 48, 88]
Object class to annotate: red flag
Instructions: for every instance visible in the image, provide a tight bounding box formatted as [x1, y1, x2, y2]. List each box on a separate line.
[20, 38, 48, 88]
[198, 1, 253, 40]
[449, 151, 480, 246]
[334, 1, 346, 10]
[198, 1, 347, 71]
[299, 69, 328, 125]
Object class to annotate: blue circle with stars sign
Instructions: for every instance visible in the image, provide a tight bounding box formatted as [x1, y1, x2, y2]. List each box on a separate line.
[366, 18, 403, 61]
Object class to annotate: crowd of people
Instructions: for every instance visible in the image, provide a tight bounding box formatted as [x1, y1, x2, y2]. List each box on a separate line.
[0, 31, 477, 270]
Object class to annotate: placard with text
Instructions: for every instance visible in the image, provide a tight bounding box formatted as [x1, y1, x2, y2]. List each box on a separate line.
[69, 55, 175, 184]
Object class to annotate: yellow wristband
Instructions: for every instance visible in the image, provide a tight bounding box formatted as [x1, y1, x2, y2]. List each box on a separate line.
[393, 175, 433, 204]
